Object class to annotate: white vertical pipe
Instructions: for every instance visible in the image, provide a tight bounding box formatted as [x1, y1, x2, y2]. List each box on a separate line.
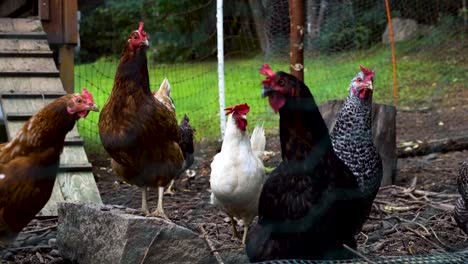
[217, 0, 226, 139]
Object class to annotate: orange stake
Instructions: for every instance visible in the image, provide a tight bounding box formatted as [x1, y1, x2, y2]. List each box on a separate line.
[384, 0, 398, 107]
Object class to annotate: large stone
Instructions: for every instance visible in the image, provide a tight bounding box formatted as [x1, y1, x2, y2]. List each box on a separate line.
[57, 203, 217, 264]
[382, 17, 419, 44]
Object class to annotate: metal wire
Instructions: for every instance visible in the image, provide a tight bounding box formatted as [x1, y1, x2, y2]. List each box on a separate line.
[253, 251, 468, 264]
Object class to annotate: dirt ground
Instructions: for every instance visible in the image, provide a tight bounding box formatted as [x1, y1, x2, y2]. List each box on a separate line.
[1, 87, 467, 263]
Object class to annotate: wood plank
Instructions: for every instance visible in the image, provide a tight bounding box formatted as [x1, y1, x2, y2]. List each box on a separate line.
[6, 121, 80, 140]
[0, 57, 58, 73]
[1, 93, 64, 99]
[60, 145, 91, 166]
[12, 18, 43, 33]
[58, 172, 102, 205]
[0, 51, 53, 58]
[0, 39, 51, 53]
[398, 135, 468, 158]
[37, 177, 65, 216]
[0, 32, 47, 39]
[2, 98, 51, 114]
[38, 172, 104, 216]
[59, 45, 75, 93]
[63, 0, 78, 44]
[0, 72, 60, 78]
[41, 0, 63, 44]
[0, 77, 64, 93]
[0, 18, 13, 32]
[0, 2, 29, 17]
[39, 0, 50, 21]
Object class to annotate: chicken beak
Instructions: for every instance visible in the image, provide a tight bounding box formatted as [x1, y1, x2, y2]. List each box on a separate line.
[261, 87, 272, 98]
[89, 103, 100, 112]
[366, 81, 373, 90]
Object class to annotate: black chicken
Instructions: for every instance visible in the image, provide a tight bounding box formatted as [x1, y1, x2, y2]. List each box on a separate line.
[245, 64, 368, 261]
[454, 160, 468, 234]
[330, 66, 383, 231]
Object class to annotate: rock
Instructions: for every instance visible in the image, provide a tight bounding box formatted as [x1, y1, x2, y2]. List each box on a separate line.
[49, 249, 61, 257]
[382, 18, 418, 44]
[219, 249, 250, 264]
[57, 203, 217, 264]
[48, 238, 57, 247]
[2, 251, 14, 261]
[424, 153, 439, 161]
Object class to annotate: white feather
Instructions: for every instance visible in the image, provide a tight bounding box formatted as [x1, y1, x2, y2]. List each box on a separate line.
[210, 114, 266, 226]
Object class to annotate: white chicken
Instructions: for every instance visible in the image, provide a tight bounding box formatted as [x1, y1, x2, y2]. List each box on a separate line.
[210, 103, 266, 244]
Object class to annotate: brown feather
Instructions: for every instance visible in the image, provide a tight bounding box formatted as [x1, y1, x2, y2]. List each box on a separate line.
[0, 94, 90, 246]
[98, 42, 183, 189]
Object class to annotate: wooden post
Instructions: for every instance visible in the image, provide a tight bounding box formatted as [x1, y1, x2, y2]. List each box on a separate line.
[288, 0, 305, 81]
[61, 0, 77, 94]
[60, 45, 75, 94]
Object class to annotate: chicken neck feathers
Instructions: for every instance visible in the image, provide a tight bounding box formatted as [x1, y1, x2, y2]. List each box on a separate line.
[330, 91, 383, 196]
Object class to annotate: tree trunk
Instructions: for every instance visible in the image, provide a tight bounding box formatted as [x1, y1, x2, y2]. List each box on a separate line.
[248, 0, 268, 54]
[306, 0, 328, 41]
[288, 0, 305, 81]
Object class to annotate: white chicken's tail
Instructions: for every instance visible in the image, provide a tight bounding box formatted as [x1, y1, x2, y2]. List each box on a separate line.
[250, 123, 266, 160]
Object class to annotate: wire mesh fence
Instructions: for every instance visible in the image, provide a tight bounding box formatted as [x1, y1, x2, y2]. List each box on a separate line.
[74, 0, 466, 153]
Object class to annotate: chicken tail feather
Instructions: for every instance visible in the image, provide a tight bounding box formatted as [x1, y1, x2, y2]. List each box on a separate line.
[250, 123, 266, 160]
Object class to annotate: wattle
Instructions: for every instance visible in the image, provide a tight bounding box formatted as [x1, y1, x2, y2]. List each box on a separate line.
[268, 93, 285, 113]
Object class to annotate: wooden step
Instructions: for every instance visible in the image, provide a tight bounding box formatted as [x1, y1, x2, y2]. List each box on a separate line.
[0, 72, 60, 77]
[0, 51, 53, 58]
[1, 93, 65, 99]
[0, 32, 47, 40]
[0, 18, 43, 33]
[0, 57, 58, 74]
[0, 39, 52, 54]
[0, 77, 65, 94]
[59, 164, 93, 173]
[6, 120, 81, 139]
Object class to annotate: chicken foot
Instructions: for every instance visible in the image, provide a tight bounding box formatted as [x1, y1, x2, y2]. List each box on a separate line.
[242, 225, 249, 245]
[141, 187, 150, 215]
[230, 216, 241, 239]
[149, 187, 170, 221]
[164, 180, 176, 195]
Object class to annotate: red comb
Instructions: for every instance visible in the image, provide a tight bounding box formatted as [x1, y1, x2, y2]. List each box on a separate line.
[137, 21, 147, 40]
[259, 64, 275, 78]
[360, 65, 375, 77]
[81, 88, 94, 103]
[225, 103, 250, 116]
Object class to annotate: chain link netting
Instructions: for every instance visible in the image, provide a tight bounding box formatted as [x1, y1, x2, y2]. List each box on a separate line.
[74, 0, 465, 153]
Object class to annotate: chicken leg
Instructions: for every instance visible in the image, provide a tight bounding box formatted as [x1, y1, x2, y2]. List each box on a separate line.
[141, 187, 150, 215]
[164, 179, 176, 195]
[150, 187, 170, 220]
[242, 225, 249, 244]
[230, 216, 240, 239]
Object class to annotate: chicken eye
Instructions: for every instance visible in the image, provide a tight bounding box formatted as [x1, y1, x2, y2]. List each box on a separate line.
[356, 78, 362, 83]
[277, 79, 285, 87]
[76, 99, 82, 104]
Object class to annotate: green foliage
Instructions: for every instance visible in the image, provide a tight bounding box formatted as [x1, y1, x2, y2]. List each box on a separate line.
[79, 0, 215, 62]
[319, 1, 388, 52]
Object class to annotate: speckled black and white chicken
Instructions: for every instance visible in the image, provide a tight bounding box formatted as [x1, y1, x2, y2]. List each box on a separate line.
[454, 160, 468, 234]
[330, 66, 383, 225]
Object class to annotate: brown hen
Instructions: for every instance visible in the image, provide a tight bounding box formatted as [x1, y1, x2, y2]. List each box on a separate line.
[0, 90, 98, 247]
[98, 22, 183, 220]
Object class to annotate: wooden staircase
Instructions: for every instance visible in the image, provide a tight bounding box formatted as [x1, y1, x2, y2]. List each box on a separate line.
[0, 17, 102, 216]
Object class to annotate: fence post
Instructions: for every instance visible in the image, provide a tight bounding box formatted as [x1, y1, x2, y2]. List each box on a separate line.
[288, 0, 305, 82]
[217, 0, 226, 139]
